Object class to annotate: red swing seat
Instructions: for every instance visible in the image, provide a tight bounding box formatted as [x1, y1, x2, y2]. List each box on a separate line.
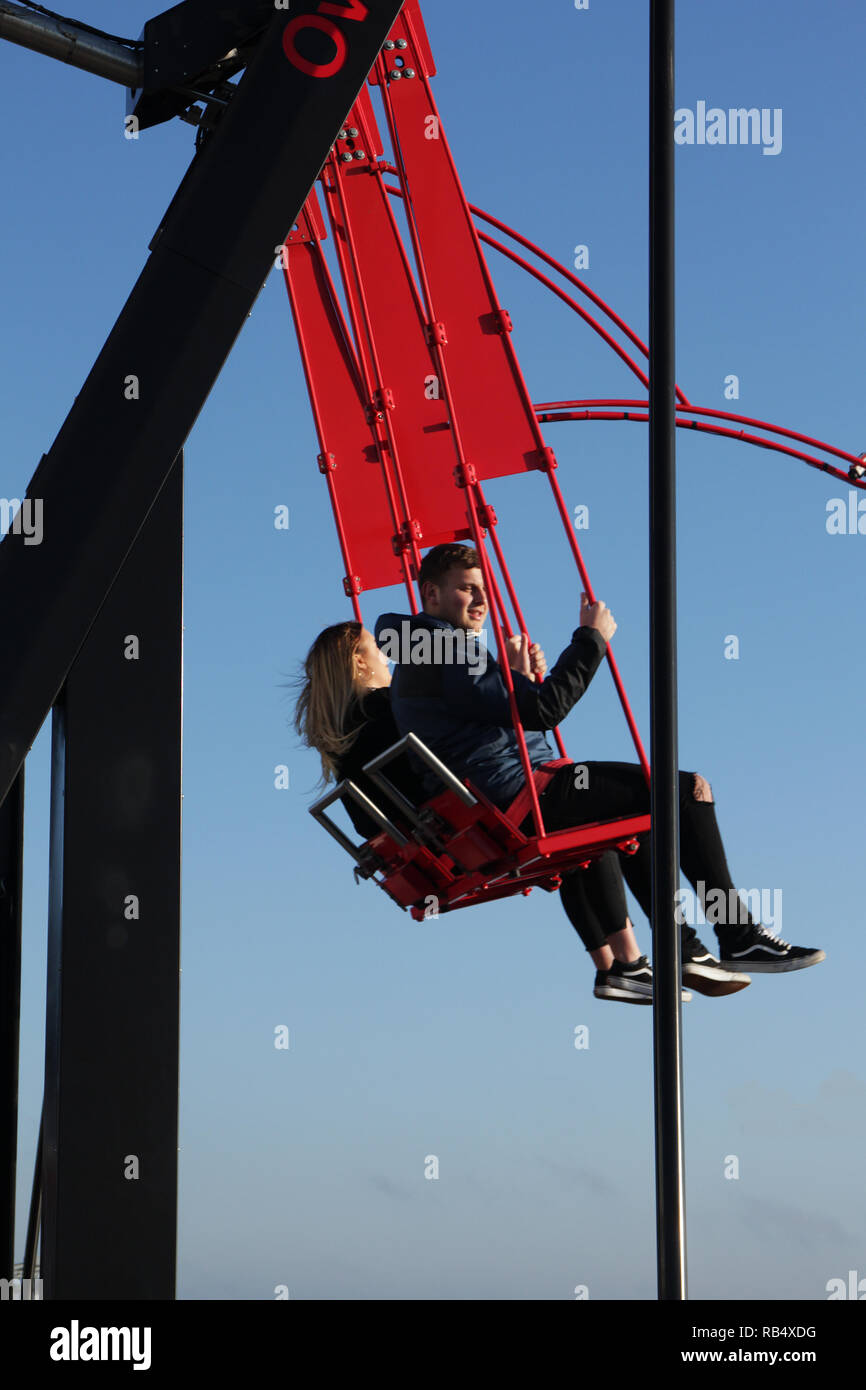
[310, 732, 650, 920]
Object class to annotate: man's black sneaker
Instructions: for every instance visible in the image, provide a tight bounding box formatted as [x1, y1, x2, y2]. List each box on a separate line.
[716, 924, 825, 973]
[594, 955, 691, 1005]
[681, 937, 751, 997]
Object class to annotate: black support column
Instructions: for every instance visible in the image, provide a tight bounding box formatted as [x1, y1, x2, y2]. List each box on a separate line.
[0, 770, 24, 1279]
[41, 455, 183, 1300]
[649, 0, 687, 1300]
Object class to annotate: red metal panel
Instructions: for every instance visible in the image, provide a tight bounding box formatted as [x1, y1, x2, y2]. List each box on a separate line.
[370, 0, 547, 482]
[321, 114, 474, 554]
[283, 192, 408, 594]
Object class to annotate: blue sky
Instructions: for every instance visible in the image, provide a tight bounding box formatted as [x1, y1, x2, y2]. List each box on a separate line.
[2, 0, 865, 1300]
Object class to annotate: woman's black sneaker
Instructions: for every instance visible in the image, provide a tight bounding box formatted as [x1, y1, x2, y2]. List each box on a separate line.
[715, 924, 825, 973]
[594, 955, 691, 1004]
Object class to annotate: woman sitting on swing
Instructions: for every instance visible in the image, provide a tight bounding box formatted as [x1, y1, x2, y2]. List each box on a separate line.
[293, 621, 424, 843]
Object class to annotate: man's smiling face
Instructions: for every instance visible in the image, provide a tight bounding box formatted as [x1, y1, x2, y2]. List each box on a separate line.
[421, 565, 488, 632]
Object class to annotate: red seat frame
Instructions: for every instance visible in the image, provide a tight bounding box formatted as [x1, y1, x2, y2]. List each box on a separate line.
[309, 732, 650, 921]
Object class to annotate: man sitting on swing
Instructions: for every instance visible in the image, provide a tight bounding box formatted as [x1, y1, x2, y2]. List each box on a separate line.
[373, 542, 824, 1001]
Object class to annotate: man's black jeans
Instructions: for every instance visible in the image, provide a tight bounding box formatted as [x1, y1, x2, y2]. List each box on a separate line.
[520, 761, 755, 953]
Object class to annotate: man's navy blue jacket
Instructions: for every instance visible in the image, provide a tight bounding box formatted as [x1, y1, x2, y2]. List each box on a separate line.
[373, 611, 608, 809]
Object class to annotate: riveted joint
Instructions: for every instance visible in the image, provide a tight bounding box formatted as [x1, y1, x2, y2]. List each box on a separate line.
[425, 320, 448, 346]
[364, 388, 394, 425]
[391, 518, 423, 554]
[453, 462, 477, 488]
[534, 445, 558, 472]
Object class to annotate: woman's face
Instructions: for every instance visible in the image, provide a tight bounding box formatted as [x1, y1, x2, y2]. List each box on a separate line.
[353, 628, 391, 690]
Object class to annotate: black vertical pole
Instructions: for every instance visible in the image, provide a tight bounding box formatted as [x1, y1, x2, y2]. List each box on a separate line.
[42, 455, 183, 1299]
[0, 769, 25, 1278]
[23, 1110, 41, 1282]
[649, 0, 687, 1299]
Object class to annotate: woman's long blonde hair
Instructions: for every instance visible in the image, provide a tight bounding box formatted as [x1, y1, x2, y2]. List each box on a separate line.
[293, 620, 370, 785]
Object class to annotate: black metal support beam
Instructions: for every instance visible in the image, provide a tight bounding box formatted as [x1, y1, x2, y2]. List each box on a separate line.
[41, 456, 183, 1301]
[0, 1, 142, 87]
[649, 0, 687, 1300]
[0, 769, 24, 1279]
[132, 0, 275, 131]
[22, 1110, 41, 1283]
[0, 0, 407, 814]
